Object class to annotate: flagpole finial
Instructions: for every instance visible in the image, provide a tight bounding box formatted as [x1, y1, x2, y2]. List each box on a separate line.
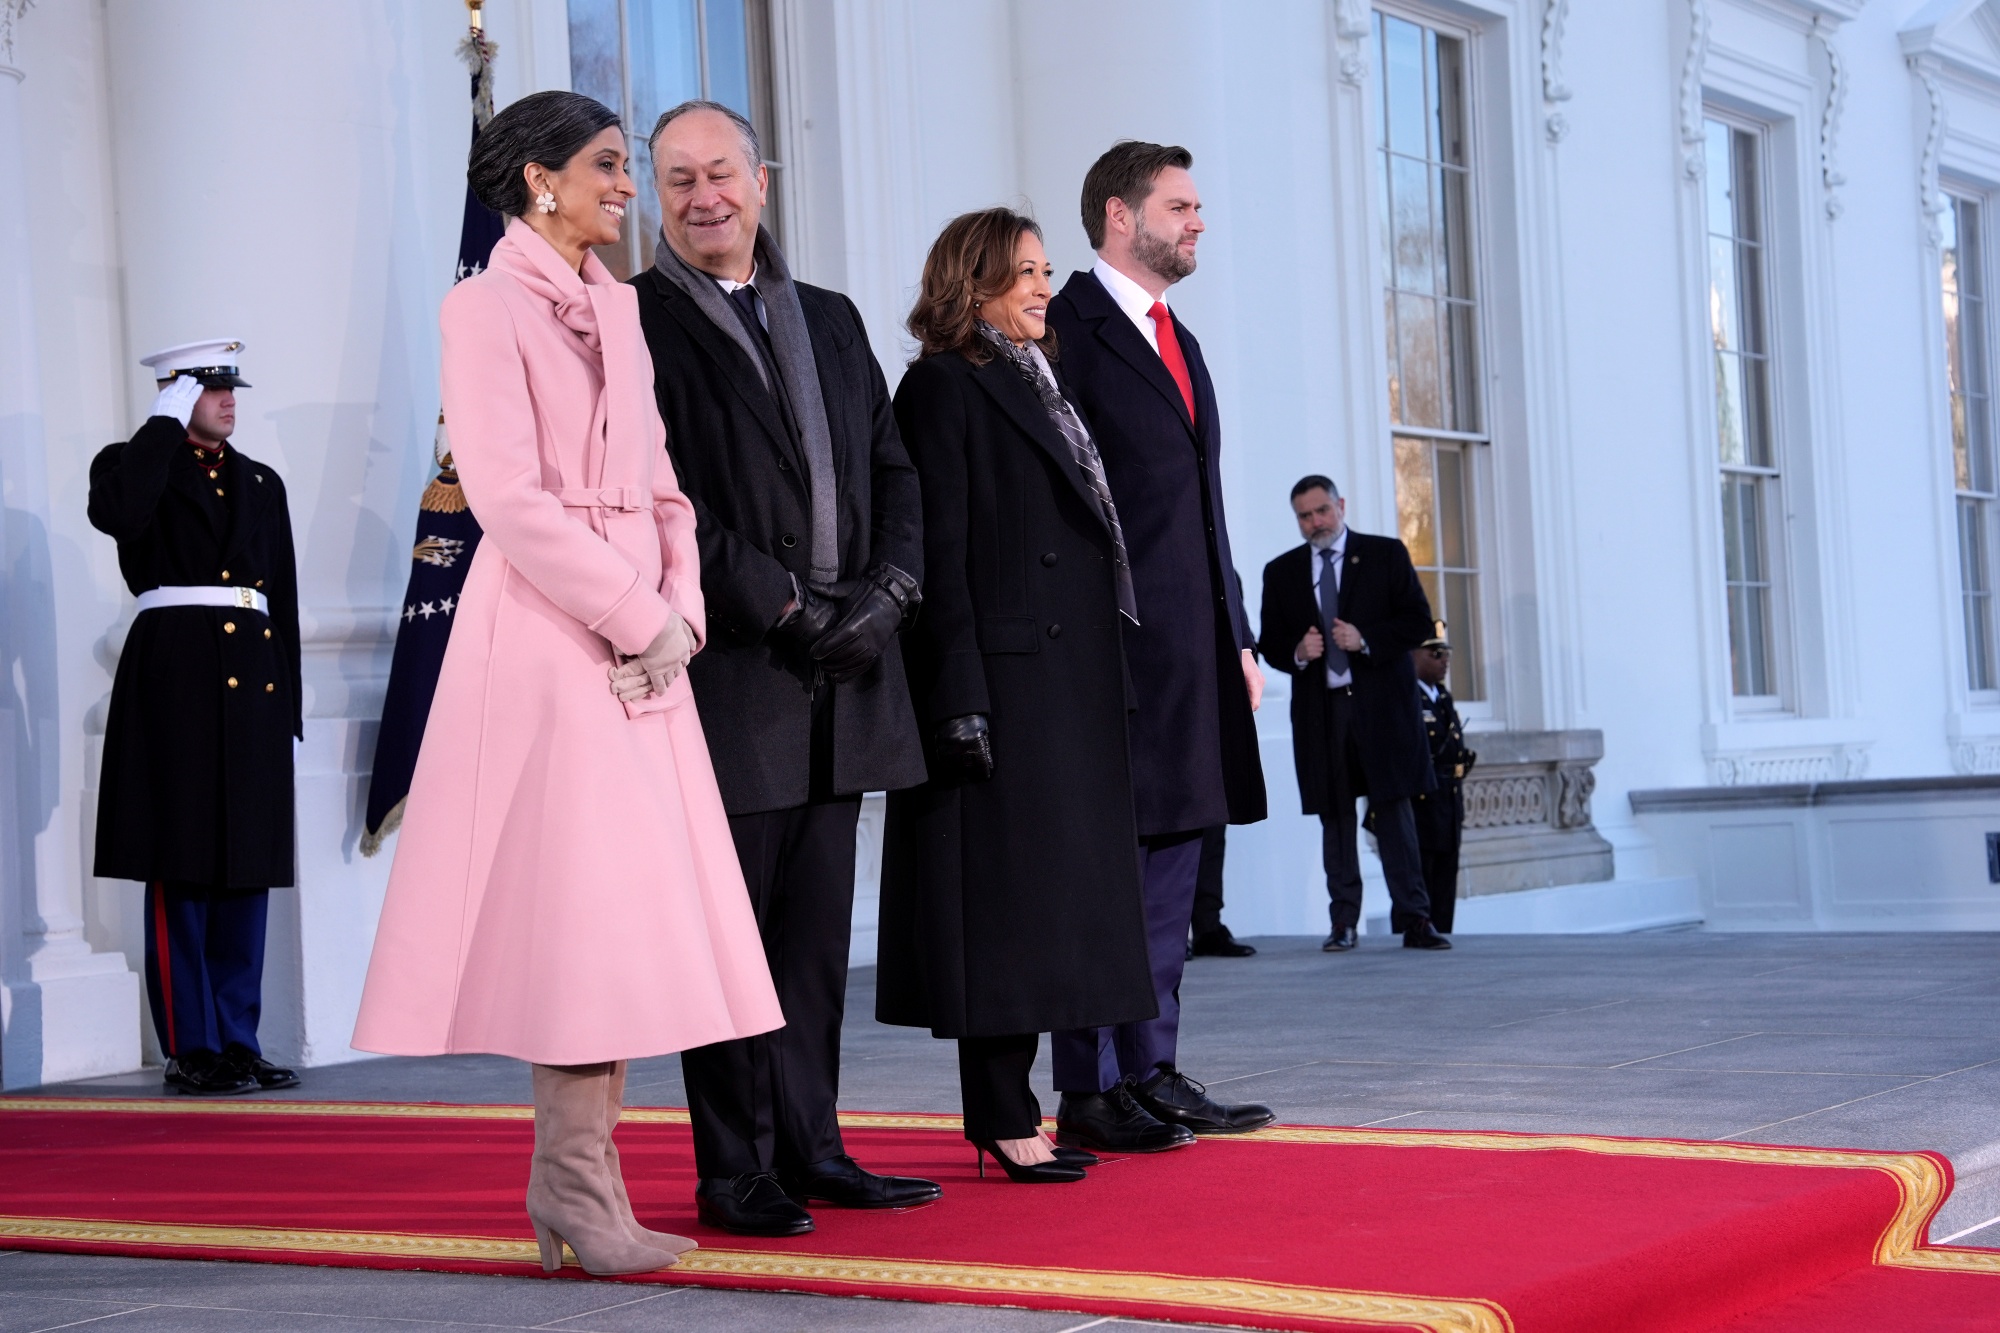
[466, 0, 483, 32]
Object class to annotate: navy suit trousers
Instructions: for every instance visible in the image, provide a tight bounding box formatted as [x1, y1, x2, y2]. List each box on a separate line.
[1051, 831, 1203, 1092]
[143, 881, 269, 1059]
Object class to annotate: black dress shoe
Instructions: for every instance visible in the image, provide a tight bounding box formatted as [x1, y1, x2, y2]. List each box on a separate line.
[1133, 1065, 1276, 1134]
[1189, 927, 1257, 958]
[971, 1139, 1086, 1183]
[1055, 1081, 1195, 1153]
[780, 1154, 940, 1208]
[163, 1053, 256, 1096]
[1322, 925, 1358, 952]
[696, 1172, 815, 1236]
[223, 1047, 300, 1090]
[1403, 921, 1453, 950]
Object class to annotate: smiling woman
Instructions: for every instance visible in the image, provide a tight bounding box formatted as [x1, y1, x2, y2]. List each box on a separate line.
[466, 89, 635, 273]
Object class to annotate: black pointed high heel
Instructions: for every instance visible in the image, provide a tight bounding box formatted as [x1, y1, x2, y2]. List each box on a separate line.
[1051, 1145, 1099, 1168]
[971, 1138, 1086, 1183]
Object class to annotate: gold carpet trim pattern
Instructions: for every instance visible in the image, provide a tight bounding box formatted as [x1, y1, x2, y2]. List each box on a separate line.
[0, 1214, 1512, 1333]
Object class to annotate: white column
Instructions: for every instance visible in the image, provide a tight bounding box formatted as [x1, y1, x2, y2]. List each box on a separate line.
[0, 55, 141, 1091]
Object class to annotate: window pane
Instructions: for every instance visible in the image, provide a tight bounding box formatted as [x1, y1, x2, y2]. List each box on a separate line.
[1714, 353, 1746, 466]
[1741, 353, 1772, 469]
[1734, 240, 1767, 357]
[1383, 16, 1427, 159]
[1731, 129, 1762, 243]
[1707, 236, 1740, 354]
[1395, 437, 1438, 568]
[567, 0, 623, 113]
[1436, 444, 1470, 568]
[1396, 293, 1441, 427]
[705, 0, 753, 117]
[1443, 571, 1483, 700]
[1439, 166, 1475, 299]
[1390, 155, 1434, 295]
[1703, 120, 1734, 239]
[1442, 300, 1479, 432]
[1434, 33, 1468, 168]
[626, 0, 701, 275]
[1964, 498, 1996, 690]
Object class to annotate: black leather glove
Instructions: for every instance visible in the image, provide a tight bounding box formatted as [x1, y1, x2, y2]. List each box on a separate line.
[811, 563, 920, 683]
[934, 713, 993, 783]
[770, 582, 840, 655]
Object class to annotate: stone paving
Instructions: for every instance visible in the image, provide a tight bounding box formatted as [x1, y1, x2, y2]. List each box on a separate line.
[4, 930, 1998, 1330]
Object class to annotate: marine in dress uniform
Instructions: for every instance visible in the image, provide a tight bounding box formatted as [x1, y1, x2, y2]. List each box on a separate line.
[1411, 626, 1476, 936]
[88, 340, 302, 1096]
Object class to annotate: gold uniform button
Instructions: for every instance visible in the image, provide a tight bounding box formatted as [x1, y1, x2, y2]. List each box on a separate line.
[262, 628, 271, 639]
[255, 580, 264, 588]
[223, 621, 236, 633]
[227, 677, 239, 688]
[220, 570, 230, 580]
[208, 469, 218, 479]
[215, 487, 225, 496]
[265, 683, 275, 693]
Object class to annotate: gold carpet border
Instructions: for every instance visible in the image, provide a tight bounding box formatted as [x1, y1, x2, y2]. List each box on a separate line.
[10, 1099, 1996, 1276]
[0, 1214, 1510, 1333]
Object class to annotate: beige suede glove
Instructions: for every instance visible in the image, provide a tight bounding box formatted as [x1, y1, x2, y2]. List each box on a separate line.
[608, 613, 693, 702]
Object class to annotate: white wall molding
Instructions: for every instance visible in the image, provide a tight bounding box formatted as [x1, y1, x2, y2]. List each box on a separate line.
[1680, 0, 1711, 178]
[1809, 14, 1846, 218]
[1540, 0, 1571, 142]
[1334, 0, 1371, 86]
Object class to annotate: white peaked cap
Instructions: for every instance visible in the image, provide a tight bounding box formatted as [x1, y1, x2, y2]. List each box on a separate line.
[139, 339, 251, 387]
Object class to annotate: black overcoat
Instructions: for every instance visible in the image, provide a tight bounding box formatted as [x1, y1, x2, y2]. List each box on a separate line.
[88, 416, 302, 889]
[629, 268, 927, 815]
[876, 352, 1156, 1039]
[1045, 270, 1265, 836]
[1257, 532, 1435, 812]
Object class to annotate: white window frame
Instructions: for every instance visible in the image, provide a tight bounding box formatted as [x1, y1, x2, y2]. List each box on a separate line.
[1368, 0, 1501, 722]
[1943, 186, 2000, 702]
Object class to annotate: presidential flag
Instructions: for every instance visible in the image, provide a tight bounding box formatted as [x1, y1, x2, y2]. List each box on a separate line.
[362, 23, 504, 855]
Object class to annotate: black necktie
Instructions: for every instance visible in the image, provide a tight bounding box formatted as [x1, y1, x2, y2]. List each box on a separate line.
[723, 282, 796, 437]
[1319, 546, 1349, 677]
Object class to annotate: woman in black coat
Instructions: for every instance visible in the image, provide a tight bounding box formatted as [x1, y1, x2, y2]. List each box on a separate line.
[878, 209, 1155, 1181]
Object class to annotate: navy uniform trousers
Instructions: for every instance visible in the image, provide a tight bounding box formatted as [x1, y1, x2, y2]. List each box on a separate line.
[143, 881, 269, 1060]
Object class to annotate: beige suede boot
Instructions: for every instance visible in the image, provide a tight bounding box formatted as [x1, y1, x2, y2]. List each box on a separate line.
[526, 1062, 680, 1274]
[604, 1061, 697, 1257]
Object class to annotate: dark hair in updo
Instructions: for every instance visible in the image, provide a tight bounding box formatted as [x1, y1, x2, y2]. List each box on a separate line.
[467, 90, 622, 218]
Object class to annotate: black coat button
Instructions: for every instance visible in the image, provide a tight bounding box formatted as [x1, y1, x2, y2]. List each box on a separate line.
[777, 458, 791, 471]
[1047, 623, 1062, 639]
[1041, 552, 1058, 567]
[781, 533, 797, 548]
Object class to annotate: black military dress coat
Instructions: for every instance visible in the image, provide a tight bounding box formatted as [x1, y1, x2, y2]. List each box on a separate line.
[1045, 271, 1264, 837]
[88, 416, 302, 889]
[1257, 531, 1435, 813]
[628, 269, 926, 815]
[876, 351, 1155, 1039]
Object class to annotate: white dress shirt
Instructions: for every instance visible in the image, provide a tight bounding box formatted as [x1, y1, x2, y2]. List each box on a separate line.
[1419, 679, 1440, 704]
[1091, 257, 1167, 355]
[1299, 528, 1355, 688]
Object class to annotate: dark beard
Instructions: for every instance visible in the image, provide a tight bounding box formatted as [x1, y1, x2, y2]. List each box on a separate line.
[1132, 216, 1196, 283]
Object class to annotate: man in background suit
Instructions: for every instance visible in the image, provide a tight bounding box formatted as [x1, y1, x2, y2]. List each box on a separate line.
[1045, 140, 1274, 1151]
[629, 101, 938, 1236]
[1258, 476, 1452, 952]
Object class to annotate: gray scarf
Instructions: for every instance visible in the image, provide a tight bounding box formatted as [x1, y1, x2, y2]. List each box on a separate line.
[975, 321, 1138, 625]
[654, 225, 839, 586]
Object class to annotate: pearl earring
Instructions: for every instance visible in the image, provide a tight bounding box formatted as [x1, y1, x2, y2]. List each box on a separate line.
[536, 190, 557, 214]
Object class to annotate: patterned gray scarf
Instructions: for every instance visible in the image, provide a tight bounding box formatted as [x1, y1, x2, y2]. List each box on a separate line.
[654, 226, 839, 586]
[975, 320, 1138, 624]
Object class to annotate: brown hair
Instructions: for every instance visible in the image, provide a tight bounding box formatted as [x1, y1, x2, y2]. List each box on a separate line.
[907, 207, 1051, 365]
[1080, 140, 1193, 250]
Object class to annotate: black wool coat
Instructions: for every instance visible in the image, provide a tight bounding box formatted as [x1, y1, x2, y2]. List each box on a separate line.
[876, 351, 1155, 1038]
[88, 417, 302, 889]
[629, 268, 927, 815]
[1257, 532, 1436, 812]
[1045, 270, 1265, 836]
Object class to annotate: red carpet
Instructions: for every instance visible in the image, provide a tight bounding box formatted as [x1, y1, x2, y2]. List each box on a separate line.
[0, 1098, 1995, 1332]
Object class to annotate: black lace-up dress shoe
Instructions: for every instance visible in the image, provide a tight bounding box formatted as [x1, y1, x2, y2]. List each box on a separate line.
[1190, 926, 1257, 957]
[1134, 1065, 1276, 1134]
[780, 1155, 941, 1208]
[1323, 925, 1358, 951]
[223, 1046, 300, 1090]
[1403, 921, 1453, 950]
[1055, 1080, 1196, 1153]
[163, 1052, 256, 1096]
[696, 1172, 815, 1236]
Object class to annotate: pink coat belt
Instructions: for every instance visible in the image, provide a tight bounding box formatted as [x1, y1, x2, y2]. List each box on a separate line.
[552, 486, 647, 511]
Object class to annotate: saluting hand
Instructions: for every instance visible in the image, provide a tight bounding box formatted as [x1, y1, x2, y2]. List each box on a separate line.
[149, 375, 205, 428]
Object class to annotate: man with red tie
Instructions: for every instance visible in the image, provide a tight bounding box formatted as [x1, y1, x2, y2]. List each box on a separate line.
[1044, 141, 1273, 1152]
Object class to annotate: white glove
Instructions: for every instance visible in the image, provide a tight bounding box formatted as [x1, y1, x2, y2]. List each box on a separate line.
[149, 375, 204, 428]
[607, 613, 694, 702]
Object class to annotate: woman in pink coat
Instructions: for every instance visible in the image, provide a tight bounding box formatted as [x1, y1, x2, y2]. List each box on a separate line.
[354, 91, 783, 1276]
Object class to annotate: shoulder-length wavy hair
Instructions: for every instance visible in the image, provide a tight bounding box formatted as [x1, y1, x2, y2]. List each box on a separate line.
[907, 208, 1055, 365]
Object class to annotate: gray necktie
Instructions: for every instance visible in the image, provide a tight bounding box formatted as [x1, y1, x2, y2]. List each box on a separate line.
[1319, 546, 1349, 677]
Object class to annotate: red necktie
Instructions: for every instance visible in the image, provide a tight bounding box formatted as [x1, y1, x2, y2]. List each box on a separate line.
[1147, 301, 1197, 426]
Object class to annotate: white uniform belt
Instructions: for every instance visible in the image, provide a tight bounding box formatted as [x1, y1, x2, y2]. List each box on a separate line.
[135, 585, 269, 615]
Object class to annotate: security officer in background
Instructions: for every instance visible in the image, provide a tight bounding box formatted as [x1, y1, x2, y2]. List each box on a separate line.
[88, 340, 302, 1096]
[1411, 625, 1475, 935]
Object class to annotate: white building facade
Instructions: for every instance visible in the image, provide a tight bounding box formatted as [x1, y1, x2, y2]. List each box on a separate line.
[4, 0, 1998, 1088]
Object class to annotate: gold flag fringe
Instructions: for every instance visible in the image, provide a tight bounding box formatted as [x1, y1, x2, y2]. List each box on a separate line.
[359, 796, 406, 859]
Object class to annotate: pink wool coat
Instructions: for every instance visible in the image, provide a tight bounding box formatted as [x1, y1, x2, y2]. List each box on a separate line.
[353, 220, 784, 1065]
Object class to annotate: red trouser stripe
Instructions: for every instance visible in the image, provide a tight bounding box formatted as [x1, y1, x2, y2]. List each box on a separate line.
[150, 882, 176, 1056]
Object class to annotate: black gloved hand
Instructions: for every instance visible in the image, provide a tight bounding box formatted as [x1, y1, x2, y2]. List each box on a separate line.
[811, 563, 920, 683]
[934, 713, 993, 783]
[770, 582, 840, 655]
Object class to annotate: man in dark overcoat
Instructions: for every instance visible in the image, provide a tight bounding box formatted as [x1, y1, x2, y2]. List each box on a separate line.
[1043, 141, 1273, 1150]
[1257, 476, 1452, 952]
[628, 101, 935, 1236]
[1412, 628, 1476, 934]
[88, 339, 302, 1097]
